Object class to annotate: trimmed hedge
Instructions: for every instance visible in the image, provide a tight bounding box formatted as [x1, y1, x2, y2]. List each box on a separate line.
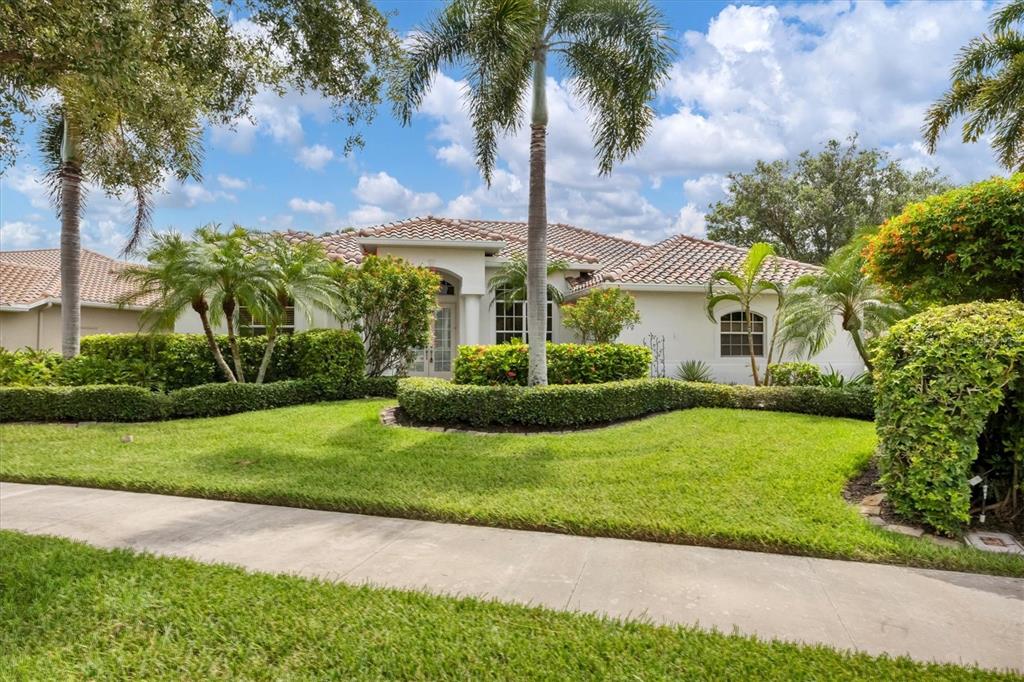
[452, 342, 652, 386]
[169, 381, 319, 419]
[358, 375, 400, 398]
[77, 329, 363, 391]
[397, 377, 874, 428]
[0, 385, 170, 422]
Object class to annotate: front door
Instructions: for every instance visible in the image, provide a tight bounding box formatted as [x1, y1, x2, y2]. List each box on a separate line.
[410, 303, 455, 377]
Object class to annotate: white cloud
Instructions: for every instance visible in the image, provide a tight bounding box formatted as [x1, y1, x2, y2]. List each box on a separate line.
[288, 197, 336, 216]
[295, 144, 336, 170]
[217, 174, 249, 190]
[210, 87, 331, 153]
[346, 172, 442, 225]
[0, 221, 43, 249]
[673, 204, 707, 237]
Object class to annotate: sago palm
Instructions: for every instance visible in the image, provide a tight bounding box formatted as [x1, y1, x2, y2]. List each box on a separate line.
[249, 234, 340, 383]
[118, 232, 237, 383]
[779, 238, 907, 372]
[394, 0, 672, 385]
[924, 0, 1024, 169]
[705, 242, 784, 386]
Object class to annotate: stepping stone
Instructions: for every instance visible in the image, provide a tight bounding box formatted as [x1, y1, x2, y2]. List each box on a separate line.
[965, 531, 1024, 555]
[884, 523, 924, 538]
[861, 492, 886, 507]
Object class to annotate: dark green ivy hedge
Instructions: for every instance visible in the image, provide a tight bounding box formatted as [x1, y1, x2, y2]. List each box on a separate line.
[397, 377, 873, 428]
[452, 342, 652, 385]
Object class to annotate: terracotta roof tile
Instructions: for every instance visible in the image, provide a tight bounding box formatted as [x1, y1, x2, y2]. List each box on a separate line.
[357, 217, 507, 243]
[0, 249, 155, 307]
[282, 230, 363, 264]
[572, 234, 818, 291]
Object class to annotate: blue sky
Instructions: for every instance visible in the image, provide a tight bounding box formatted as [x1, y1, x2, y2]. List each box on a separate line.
[0, 0, 1004, 256]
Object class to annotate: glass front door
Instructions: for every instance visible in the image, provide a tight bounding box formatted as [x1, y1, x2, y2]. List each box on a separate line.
[410, 303, 455, 377]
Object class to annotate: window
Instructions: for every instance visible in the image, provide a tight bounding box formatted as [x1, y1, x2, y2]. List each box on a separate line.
[239, 301, 295, 337]
[437, 279, 456, 296]
[720, 311, 764, 357]
[494, 285, 553, 343]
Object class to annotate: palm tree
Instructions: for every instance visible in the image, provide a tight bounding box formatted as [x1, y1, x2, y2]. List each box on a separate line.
[779, 238, 908, 372]
[249, 234, 340, 383]
[924, 0, 1024, 169]
[705, 243, 784, 386]
[394, 0, 672, 385]
[194, 224, 274, 383]
[119, 232, 237, 382]
[488, 255, 567, 307]
[40, 110, 174, 358]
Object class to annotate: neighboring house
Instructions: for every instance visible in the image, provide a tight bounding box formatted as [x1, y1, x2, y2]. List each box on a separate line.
[181, 216, 862, 384]
[0, 249, 149, 352]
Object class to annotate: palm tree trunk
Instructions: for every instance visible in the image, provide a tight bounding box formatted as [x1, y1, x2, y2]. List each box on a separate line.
[193, 299, 236, 382]
[745, 307, 761, 386]
[59, 117, 82, 359]
[527, 51, 549, 386]
[851, 331, 873, 373]
[222, 299, 246, 383]
[764, 308, 783, 386]
[256, 327, 277, 384]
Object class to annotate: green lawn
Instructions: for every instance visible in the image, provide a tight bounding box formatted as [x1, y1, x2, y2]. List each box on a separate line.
[1, 531, 1013, 681]
[2, 400, 1021, 576]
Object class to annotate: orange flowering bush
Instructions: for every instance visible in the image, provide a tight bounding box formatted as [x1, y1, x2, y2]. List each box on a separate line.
[864, 175, 1024, 304]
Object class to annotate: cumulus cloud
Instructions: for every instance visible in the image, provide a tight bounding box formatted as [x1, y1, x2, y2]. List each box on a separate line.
[0, 221, 43, 249]
[295, 144, 336, 170]
[288, 197, 336, 216]
[403, 1, 997, 242]
[344, 171, 443, 225]
[217, 174, 249, 190]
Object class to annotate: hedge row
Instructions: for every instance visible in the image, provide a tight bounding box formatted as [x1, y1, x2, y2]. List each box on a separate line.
[0, 375, 400, 423]
[76, 329, 364, 391]
[452, 342, 651, 385]
[397, 377, 874, 428]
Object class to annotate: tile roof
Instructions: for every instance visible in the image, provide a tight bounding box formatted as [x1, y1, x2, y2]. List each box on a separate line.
[282, 230, 363, 264]
[0, 249, 153, 308]
[572, 234, 819, 291]
[455, 218, 646, 266]
[357, 216, 507, 243]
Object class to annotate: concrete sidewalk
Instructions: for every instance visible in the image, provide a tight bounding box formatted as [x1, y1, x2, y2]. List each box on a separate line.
[2, 482, 1022, 672]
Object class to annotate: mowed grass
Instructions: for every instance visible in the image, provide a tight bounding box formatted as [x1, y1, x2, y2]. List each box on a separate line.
[2, 400, 1021, 576]
[1, 531, 1015, 681]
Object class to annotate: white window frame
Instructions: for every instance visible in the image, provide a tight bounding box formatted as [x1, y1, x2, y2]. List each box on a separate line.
[717, 309, 766, 358]
[493, 285, 553, 344]
[238, 301, 296, 337]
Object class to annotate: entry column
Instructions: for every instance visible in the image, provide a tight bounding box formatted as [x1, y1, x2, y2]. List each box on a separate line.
[461, 294, 482, 345]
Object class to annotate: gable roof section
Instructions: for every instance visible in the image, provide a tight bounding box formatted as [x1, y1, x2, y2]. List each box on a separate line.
[357, 216, 507, 244]
[0, 248, 153, 309]
[282, 230, 364, 264]
[456, 218, 646, 266]
[573, 234, 818, 291]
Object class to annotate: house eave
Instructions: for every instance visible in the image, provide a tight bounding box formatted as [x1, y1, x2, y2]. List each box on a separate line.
[0, 297, 148, 312]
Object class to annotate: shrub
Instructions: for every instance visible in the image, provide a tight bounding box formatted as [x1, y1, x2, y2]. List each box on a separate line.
[335, 255, 440, 377]
[864, 175, 1024, 304]
[674, 360, 714, 383]
[0, 348, 63, 386]
[561, 287, 641, 343]
[452, 342, 651, 386]
[875, 301, 1024, 535]
[169, 380, 318, 419]
[358, 375, 400, 398]
[398, 377, 873, 428]
[0, 385, 169, 422]
[767, 362, 822, 386]
[290, 329, 365, 398]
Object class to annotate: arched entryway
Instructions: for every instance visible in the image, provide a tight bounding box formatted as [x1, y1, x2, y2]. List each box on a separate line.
[409, 271, 460, 377]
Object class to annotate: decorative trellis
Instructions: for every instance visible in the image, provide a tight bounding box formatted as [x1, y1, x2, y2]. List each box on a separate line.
[642, 333, 666, 378]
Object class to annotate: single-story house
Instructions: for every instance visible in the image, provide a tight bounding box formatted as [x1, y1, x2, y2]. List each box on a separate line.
[0, 248, 149, 352]
[183, 217, 864, 384]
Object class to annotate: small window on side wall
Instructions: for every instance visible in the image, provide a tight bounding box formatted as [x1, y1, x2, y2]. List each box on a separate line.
[239, 302, 296, 337]
[720, 311, 764, 357]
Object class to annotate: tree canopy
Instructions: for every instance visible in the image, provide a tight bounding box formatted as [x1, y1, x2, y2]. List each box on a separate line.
[705, 137, 950, 265]
[1, 0, 397, 241]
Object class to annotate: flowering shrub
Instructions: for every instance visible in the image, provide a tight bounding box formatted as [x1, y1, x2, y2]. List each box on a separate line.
[452, 341, 651, 386]
[561, 288, 641, 343]
[864, 175, 1024, 304]
[875, 301, 1024, 535]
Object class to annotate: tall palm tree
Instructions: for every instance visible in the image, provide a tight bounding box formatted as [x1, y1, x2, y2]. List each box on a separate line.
[249, 234, 340, 383]
[119, 232, 237, 382]
[394, 0, 672, 385]
[779, 237, 908, 372]
[488, 255, 567, 307]
[705, 243, 784, 386]
[924, 0, 1024, 169]
[40, 110, 173, 358]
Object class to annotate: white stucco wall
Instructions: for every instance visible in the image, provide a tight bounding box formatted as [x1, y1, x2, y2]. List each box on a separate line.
[1, 305, 145, 352]
[600, 288, 866, 384]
